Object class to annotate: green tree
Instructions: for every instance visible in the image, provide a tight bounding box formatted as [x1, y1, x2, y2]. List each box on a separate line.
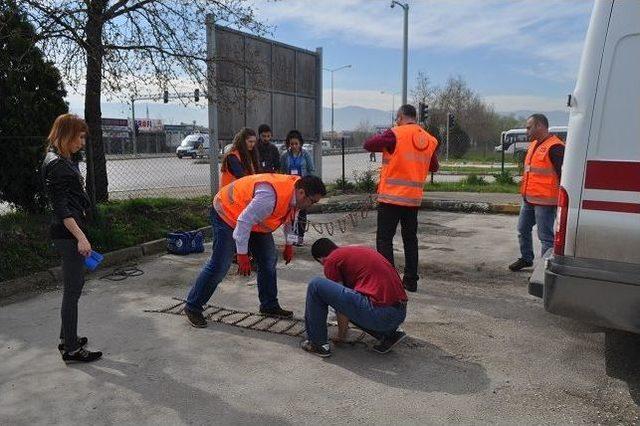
[448, 123, 471, 159]
[0, 1, 68, 212]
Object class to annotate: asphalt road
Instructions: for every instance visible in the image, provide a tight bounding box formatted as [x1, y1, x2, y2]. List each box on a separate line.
[1, 211, 638, 424]
[80, 153, 482, 199]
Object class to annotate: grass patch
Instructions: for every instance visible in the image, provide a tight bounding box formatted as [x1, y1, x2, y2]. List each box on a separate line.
[0, 197, 211, 282]
[425, 180, 519, 193]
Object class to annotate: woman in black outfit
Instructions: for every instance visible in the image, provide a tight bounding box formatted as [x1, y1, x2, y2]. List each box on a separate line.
[42, 114, 102, 363]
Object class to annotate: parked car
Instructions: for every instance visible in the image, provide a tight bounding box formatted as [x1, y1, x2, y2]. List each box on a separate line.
[176, 134, 209, 159]
[529, 0, 640, 334]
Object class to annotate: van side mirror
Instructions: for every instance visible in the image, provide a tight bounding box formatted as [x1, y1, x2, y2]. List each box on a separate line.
[567, 94, 572, 108]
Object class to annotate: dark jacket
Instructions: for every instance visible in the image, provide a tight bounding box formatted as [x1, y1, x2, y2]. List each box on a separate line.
[42, 150, 92, 240]
[257, 141, 281, 173]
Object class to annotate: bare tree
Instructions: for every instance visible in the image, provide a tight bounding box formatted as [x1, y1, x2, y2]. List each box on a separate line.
[411, 71, 437, 107]
[19, 0, 265, 202]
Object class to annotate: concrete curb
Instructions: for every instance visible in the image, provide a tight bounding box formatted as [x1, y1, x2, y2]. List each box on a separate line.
[311, 196, 520, 216]
[0, 197, 517, 300]
[0, 226, 217, 300]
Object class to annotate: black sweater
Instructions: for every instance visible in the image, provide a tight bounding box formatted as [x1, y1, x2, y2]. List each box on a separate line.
[42, 150, 91, 240]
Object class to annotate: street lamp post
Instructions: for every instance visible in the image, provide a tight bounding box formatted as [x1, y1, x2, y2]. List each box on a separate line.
[381, 91, 398, 126]
[323, 64, 352, 147]
[390, 1, 409, 105]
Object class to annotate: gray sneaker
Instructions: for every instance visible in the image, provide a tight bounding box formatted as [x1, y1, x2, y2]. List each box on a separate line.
[300, 340, 332, 358]
[184, 308, 207, 328]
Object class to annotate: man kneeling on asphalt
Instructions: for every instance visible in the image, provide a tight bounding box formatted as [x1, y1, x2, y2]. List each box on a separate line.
[301, 238, 408, 357]
[184, 174, 327, 328]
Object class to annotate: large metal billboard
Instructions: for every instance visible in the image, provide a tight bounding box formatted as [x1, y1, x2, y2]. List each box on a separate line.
[206, 18, 323, 191]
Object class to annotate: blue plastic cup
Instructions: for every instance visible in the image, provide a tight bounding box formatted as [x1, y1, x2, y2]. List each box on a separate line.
[84, 250, 104, 271]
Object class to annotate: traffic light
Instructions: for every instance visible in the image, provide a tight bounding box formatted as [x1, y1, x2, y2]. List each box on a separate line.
[448, 112, 455, 128]
[163, 90, 169, 103]
[194, 89, 200, 102]
[418, 102, 428, 123]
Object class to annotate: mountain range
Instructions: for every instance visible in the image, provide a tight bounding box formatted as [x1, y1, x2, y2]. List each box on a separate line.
[81, 102, 569, 132]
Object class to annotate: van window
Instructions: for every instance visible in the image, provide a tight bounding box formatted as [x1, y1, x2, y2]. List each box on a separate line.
[551, 131, 567, 142]
[595, 35, 640, 158]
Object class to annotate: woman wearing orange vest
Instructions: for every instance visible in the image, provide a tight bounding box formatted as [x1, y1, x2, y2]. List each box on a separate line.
[509, 114, 565, 271]
[183, 174, 327, 328]
[364, 104, 439, 293]
[220, 127, 261, 188]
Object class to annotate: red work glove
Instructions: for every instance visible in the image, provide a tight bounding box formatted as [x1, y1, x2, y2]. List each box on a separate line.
[237, 254, 251, 276]
[283, 244, 294, 264]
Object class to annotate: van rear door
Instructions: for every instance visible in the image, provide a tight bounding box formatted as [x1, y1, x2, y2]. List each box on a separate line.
[575, 0, 640, 264]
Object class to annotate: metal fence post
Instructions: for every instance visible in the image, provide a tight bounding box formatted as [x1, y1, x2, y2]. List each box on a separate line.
[206, 14, 219, 195]
[315, 47, 323, 180]
[341, 136, 345, 186]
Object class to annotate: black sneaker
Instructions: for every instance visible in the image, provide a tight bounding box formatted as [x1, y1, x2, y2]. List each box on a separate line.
[403, 278, 417, 293]
[300, 340, 332, 358]
[508, 258, 533, 271]
[184, 307, 207, 328]
[62, 348, 102, 363]
[260, 306, 293, 318]
[58, 336, 88, 352]
[372, 331, 407, 354]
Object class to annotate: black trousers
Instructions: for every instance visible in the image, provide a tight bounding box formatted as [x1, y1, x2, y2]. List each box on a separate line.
[376, 202, 419, 283]
[53, 239, 86, 352]
[297, 209, 307, 239]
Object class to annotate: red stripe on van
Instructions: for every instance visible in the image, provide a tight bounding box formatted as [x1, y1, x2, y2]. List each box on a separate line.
[585, 161, 640, 191]
[582, 200, 640, 214]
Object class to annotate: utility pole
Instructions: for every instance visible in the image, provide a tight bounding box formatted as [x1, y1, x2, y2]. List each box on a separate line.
[130, 96, 137, 154]
[206, 13, 219, 195]
[446, 112, 450, 162]
[323, 64, 352, 147]
[390, 1, 409, 105]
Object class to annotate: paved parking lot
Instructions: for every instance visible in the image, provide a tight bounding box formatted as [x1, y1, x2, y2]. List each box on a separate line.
[1, 211, 638, 424]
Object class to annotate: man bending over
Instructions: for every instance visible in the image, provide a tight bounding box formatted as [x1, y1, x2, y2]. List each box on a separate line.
[301, 238, 408, 357]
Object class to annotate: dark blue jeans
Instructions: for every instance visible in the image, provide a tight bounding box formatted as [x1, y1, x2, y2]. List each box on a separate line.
[517, 200, 556, 263]
[304, 277, 407, 346]
[186, 209, 279, 313]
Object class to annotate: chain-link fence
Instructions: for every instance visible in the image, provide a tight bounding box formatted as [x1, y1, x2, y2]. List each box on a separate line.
[1, 125, 526, 215]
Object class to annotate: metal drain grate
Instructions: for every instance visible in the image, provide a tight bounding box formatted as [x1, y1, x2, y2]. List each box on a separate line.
[144, 298, 370, 342]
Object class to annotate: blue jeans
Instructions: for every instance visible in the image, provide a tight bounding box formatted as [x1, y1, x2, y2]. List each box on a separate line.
[517, 200, 556, 263]
[304, 277, 407, 346]
[186, 209, 279, 313]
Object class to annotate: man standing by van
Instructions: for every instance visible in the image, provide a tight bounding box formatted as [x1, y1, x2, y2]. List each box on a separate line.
[363, 105, 439, 292]
[509, 114, 565, 271]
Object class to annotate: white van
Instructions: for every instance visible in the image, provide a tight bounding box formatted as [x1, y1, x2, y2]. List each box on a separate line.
[529, 0, 640, 334]
[176, 134, 210, 159]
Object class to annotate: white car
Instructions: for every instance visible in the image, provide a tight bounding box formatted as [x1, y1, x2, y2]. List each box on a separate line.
[530, 0, 640, 334]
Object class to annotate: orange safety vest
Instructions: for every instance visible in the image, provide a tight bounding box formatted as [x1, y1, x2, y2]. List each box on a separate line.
[378, 123, 438, 207]
[213, 174, 300, 233]
[220, 150, 242, 189]
[521, 135, 565, 205]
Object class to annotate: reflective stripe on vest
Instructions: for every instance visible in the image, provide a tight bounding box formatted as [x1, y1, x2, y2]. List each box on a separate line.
[378, 123, 438, 207]
[385, 178, 424, 188]
[524, 165, 555, 176]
